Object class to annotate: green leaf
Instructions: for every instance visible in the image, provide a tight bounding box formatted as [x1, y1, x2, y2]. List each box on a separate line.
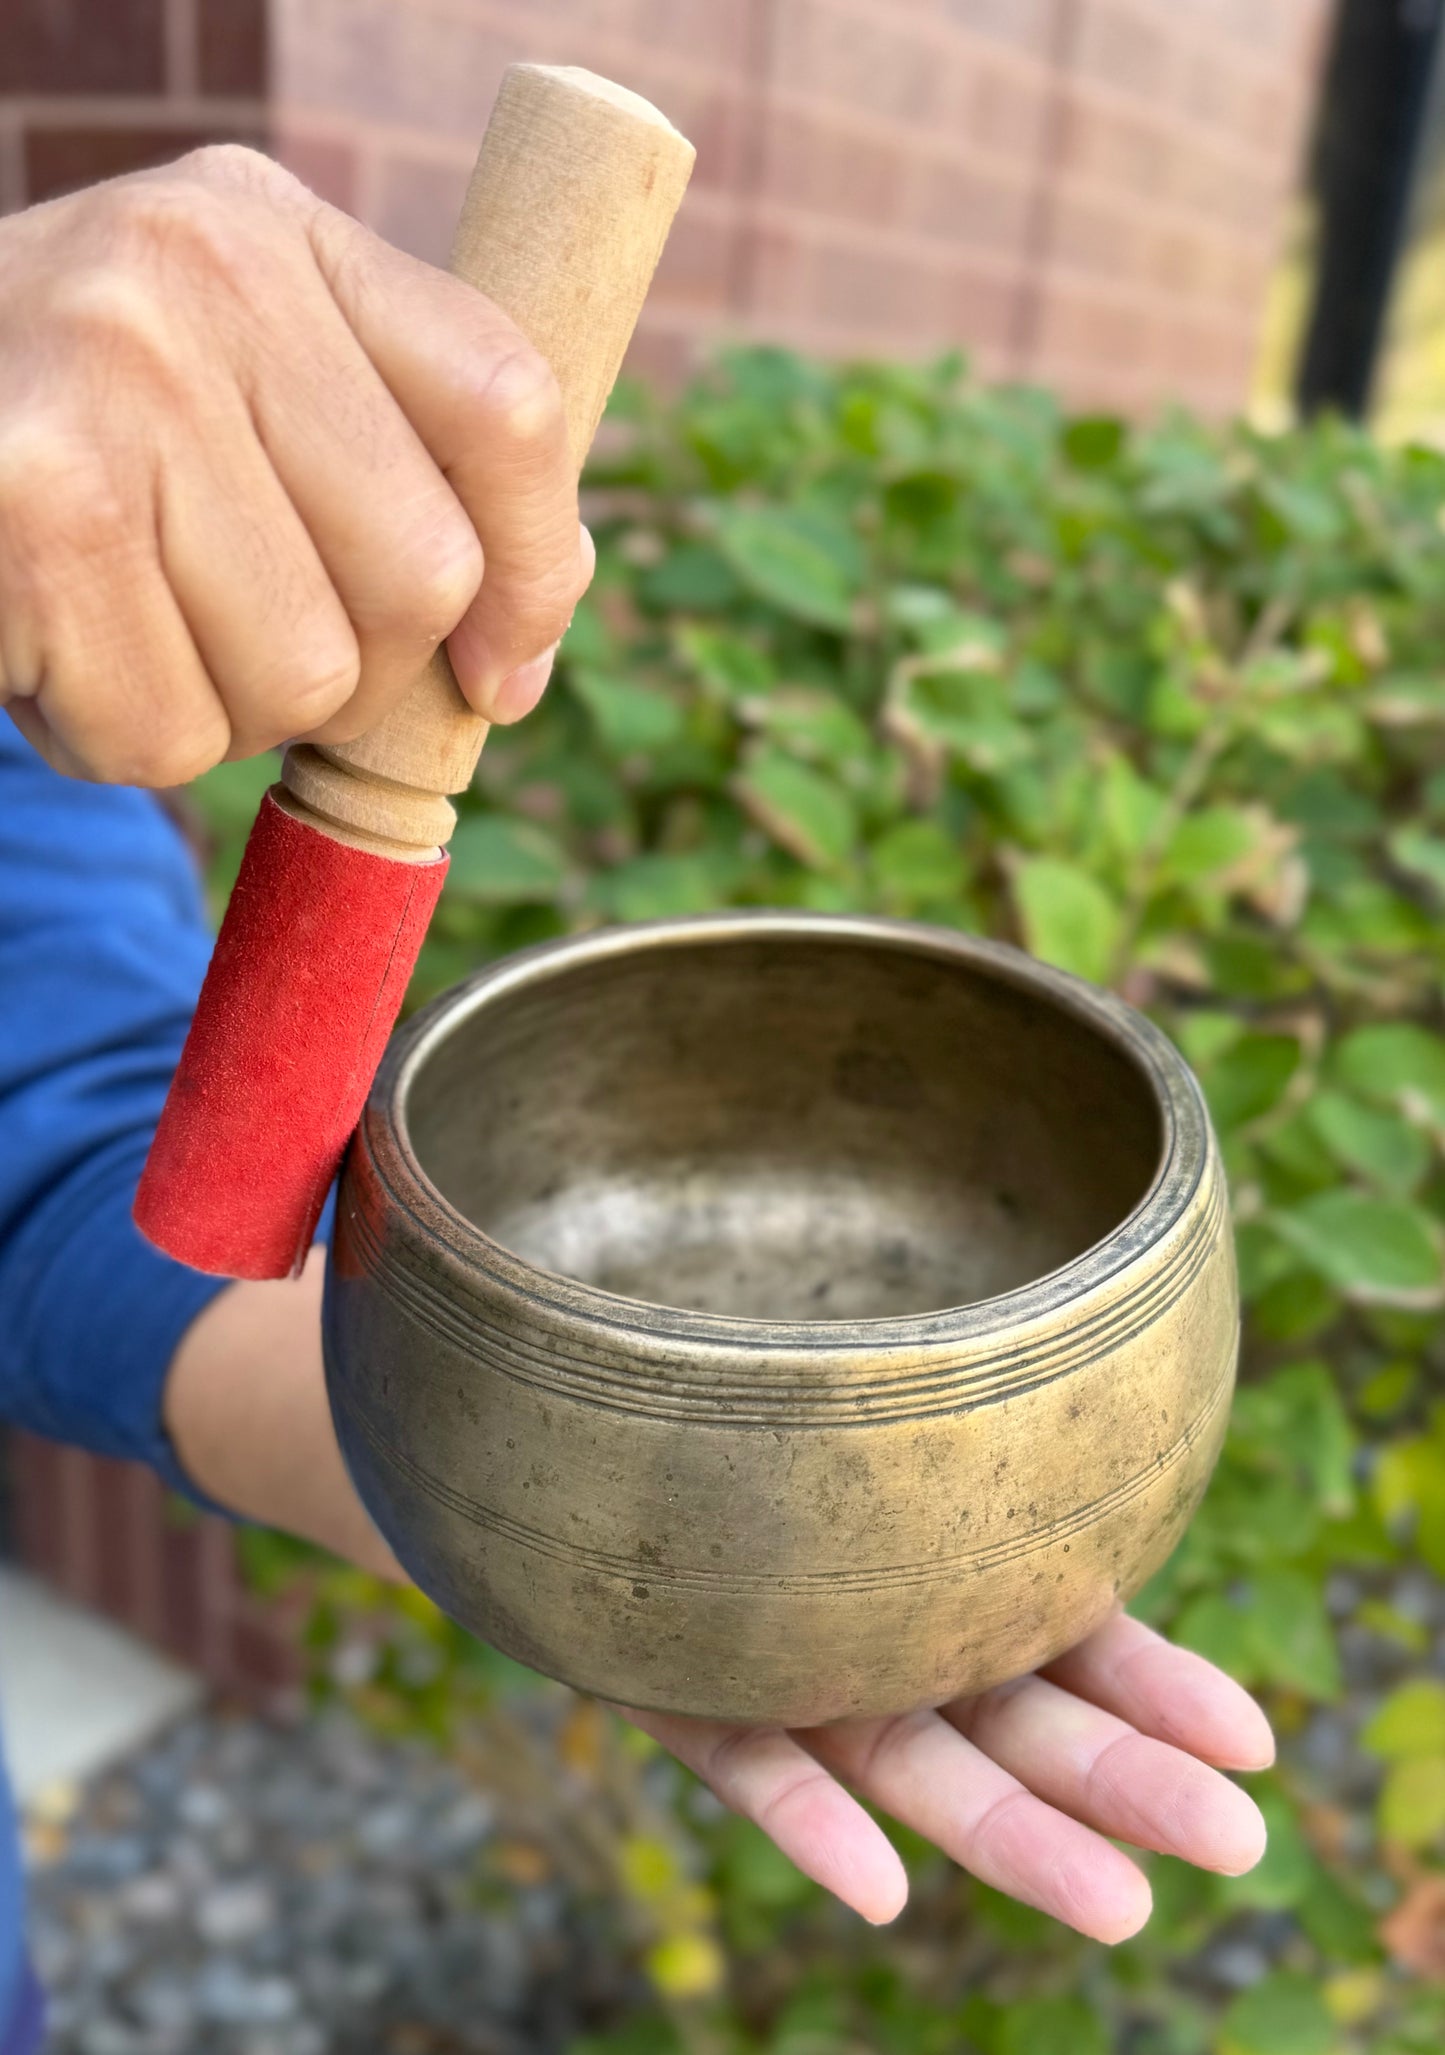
[1361, 1681, 1445, 1759]
[1274, 1191, 1444, 1304]
[1202, 1034, 1301, 1132]
[713, 506, 861, 630]
[1172, 1591, 1259, 1680]
[997, 1997, 1109, 2055]
[1230, 1360, 1356, 1515]
[1100, 753, 1167, 858]
[588, 851, 743, 922]
[1306, 1089, 1431, 1194]
[1221, 1971, 1335, 2055]
[674, 623, 774, 698]
[1390, 824, 1445, 897]
[1378, 1755, 1445, 1847]
[1161, 805, 1260, 886]
[744, 687, 873, 765]
[1062, 413, 1125, 470]
[639, 542, 741, 612]
[733, 751, 857, 870]
[1013, 858, 1121, 984]
[869, 820, 967, 906]
[1333, 1024, 1445, 1116]
[568, 668, 685, 756]
[1248, 1565, 1341, 1699]
[444, 815, 567, 904]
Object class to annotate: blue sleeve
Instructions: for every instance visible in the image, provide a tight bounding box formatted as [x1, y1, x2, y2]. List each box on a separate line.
[0, 715, 227, 1496]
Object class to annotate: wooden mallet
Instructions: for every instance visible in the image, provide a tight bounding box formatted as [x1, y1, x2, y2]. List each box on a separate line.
[134, 65, 694, 1278]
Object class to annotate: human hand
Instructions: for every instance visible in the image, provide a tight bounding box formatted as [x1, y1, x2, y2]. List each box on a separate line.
[0, 146, 589, 786]
[167, 1258, 1272, 1941]
[621, 1614, 1274, 1940]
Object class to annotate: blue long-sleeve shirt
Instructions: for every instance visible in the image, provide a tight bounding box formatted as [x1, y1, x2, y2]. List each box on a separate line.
[0, 714, 228, 2045]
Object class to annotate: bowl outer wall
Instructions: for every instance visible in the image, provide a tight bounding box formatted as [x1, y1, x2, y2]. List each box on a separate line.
[324, 913, 1240, 1726]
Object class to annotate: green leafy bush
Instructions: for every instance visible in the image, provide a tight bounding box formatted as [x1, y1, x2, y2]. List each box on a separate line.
[198, 348, 1445, 2052]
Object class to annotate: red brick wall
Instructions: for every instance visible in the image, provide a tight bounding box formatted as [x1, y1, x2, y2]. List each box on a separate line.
[9, 1432, 306, 1710]
[2, 0, 1334, 413]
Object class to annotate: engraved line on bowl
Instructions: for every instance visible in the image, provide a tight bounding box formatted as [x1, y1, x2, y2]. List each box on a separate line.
[341, 1168, 1226, 1424]
[347, 1338, 1233, 1596]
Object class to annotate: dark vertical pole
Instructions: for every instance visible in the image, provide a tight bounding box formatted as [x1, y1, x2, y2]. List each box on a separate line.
[1297, 0, 1445, 417]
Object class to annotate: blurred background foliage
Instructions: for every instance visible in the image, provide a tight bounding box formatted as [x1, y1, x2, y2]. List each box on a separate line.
[193, 346, 1445, 2054]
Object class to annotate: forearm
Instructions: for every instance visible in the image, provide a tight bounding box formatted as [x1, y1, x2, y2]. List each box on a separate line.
[163, 1247, 400, 1579]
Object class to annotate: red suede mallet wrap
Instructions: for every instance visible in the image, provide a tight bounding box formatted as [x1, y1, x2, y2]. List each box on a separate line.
[132, 68, 693, 1283]
[134, 792, 446, 1280]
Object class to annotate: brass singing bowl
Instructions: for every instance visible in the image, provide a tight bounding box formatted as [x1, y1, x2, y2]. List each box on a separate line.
[325, 913, 1237, 1727]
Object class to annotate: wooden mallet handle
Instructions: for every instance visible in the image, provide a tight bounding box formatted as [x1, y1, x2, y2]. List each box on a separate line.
[279, 65, 695, 858]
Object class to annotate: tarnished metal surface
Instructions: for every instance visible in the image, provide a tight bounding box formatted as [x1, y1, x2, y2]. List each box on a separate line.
[325, 914, 1238, 1726]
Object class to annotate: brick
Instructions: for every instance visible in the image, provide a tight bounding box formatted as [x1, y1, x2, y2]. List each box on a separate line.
[199, 0, 268, 96]
[627, 0, 760, 75]
[24, 121, 264, 204]
[1151, 303, 1254, 390]
[1046, 186, 1151, 280]
[905, 155, 1034, 257]
[159, 1518, 208, 1666]
[930, 39, 1054, 161]
[1057, 89, 1171, 197]
[941, 0, 1061, 50]
[8, 1432, 65, 1584]
[772, 0, 940, 124]
[92, 1456, 139, 1625]
[272, 126, 358, 213]
[650, 207, 740, 313]
[54, 1447, 100, 1605]
[1165, 132, 1271, 231]
[1073, 0, 1182, 105]
[0, 0, 166, 95]
[228, 1602, 305, 1704]
[273, 0, 525, 139]
[761, 108, 908, 229]
[811, 240, 1017, 348]
[749, 219, 820, 318]
[363, 148, 471, 264]
[625, 318, 702, 387]
[1143, 218, 1230, 301]
[1035, 276, 1157, 373]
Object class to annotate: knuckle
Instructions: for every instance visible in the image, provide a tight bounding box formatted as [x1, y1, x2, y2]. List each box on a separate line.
[474, 345, 566, 455]
[47, 262, 179, 380]
[271, 646, 362, 738]
[115, 716, 230, 790]
[174, 142, 290, 196]
[407, 521, 484, 637]
[0, 423, 127, 564]
[101, 168, 259, 299]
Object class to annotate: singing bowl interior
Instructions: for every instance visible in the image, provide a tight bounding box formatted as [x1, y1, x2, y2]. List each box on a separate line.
[403, 925, 1164, 1321]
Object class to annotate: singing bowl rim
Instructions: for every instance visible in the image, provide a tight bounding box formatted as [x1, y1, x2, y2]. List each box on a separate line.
[358, 912, 1210, 1352]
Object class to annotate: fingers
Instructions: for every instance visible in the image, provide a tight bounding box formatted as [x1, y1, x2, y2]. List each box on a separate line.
[0, 422, 227, 785]
[1042, 1613, 1276, 1772]
[616, 1707, 909, 1927]
[238, 264, 484, 747]
[155, 392, 362, 759]
[308, 213, 589, 716]
[950, 1674, 1268, 1877]
[802, 1707, 1152, 1946]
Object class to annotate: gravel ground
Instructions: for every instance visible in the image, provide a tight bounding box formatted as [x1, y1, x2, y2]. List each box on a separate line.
[27, 1566, 1445, 2053]
[27, 1709, 633, 2055]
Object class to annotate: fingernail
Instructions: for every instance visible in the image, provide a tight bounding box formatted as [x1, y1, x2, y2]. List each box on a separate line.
[489, 644, 557, 723]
